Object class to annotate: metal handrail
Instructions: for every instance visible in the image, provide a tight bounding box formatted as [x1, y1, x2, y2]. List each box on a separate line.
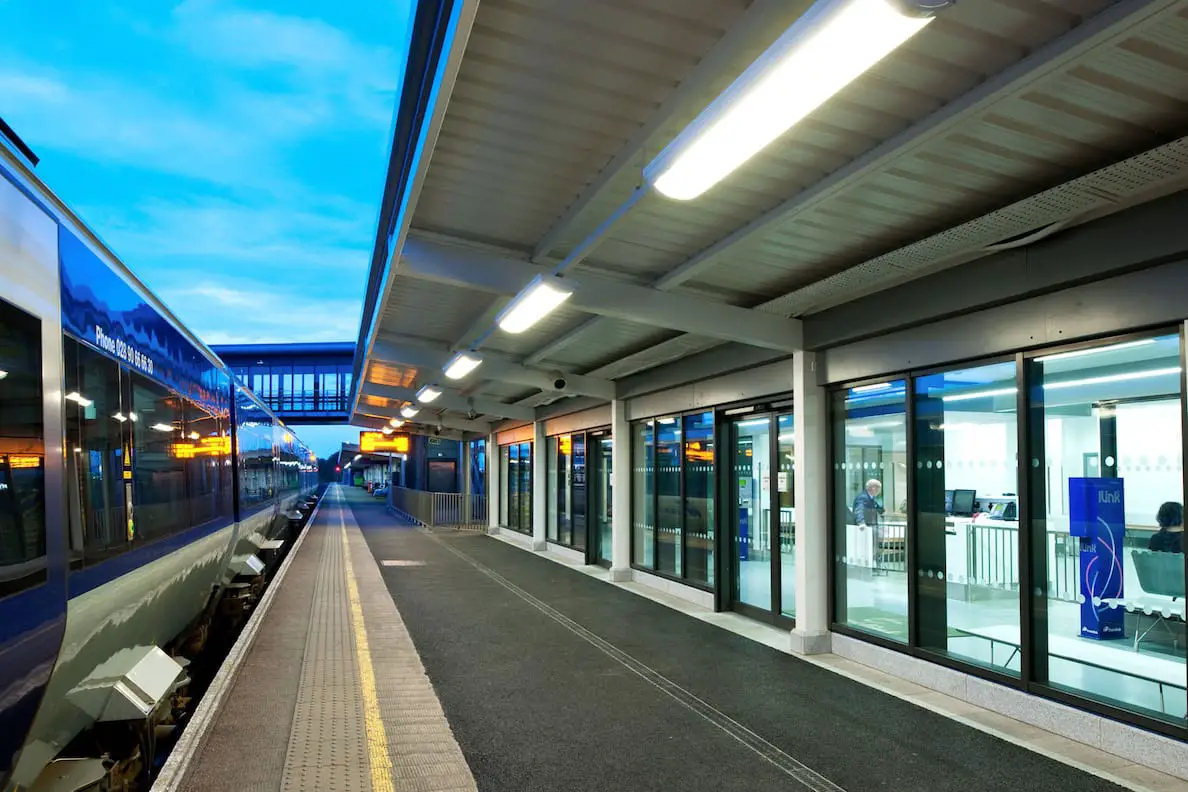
[388, 486, 487, 529]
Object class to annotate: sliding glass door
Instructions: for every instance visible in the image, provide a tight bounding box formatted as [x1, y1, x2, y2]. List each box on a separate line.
[729, 412, 795, 622]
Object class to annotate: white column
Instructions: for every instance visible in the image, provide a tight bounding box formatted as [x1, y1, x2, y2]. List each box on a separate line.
[532, 421, 547, 550]
[610, 398, 632, 581]
[487, 432, 500, 535]
[791, 350, 831, 655]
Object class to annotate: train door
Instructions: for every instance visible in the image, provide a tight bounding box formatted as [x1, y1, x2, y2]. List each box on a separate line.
[0, 159, 68, 786]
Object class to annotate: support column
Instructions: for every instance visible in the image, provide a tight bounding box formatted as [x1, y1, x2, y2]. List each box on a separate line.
[462, 439, 473, 524]
[792, 351, 831, 655]
[487, 432, 500, 535]
[532, 421, 547, 551]
[610, 398, 632, 582]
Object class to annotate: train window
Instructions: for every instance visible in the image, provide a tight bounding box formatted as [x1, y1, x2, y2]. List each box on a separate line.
[64, 337, 130, 567]
[130, 373, 188, 541]
[185, 399, 222, 528]
[0, 299, 46, 597]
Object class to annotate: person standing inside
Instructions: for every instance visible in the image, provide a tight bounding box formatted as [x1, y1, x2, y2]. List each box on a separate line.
[854, 479, 885, 570]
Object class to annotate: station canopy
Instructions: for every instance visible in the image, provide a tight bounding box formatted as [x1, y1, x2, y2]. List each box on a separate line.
[352, 0, 1188, 439]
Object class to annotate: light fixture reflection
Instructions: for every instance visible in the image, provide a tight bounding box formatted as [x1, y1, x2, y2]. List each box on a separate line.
[66, 391, 93, 407]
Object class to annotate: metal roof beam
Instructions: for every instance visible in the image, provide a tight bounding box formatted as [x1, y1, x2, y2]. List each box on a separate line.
[359, 381, 535, 421]
[400, 236, 801, 351]
[370, 332, 616, 400]
[355, 403, 491, 435]
[531, 0, 810, 260]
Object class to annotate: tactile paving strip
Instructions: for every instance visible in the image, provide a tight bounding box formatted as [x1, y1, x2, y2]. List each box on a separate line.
[281, 505, 371, 792]
[342, 496, 477, 792]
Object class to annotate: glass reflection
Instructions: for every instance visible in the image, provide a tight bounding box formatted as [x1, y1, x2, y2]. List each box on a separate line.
[1032, 334, 1186, 722]
[914, 361, 1019, 673]
[833, 380, 909, 642]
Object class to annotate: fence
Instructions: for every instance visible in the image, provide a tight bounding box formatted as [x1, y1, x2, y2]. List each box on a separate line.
[388, 486, 487, 529]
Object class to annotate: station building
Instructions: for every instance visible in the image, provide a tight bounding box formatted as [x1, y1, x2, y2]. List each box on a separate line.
[349, 0, 1188, 765]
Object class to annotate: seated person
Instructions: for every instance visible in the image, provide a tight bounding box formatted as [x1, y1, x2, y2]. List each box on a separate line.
[1148, 501, 1184, 553]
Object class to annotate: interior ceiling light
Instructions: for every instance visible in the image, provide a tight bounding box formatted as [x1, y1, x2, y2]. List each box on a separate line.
[417, 385, 441, 404]
[496, 274, 573, 334]
[388, 417, 404, 428]
[112, 412, 127, 422]
[0, 370, 8, 379]
[151, 423, 173, 432]
[443, 352, 482, 380]
[381, 426, 394, 435]
[65, 391, 93, 407]
[1035, 339, 1157, 363]
[646, 0, 936, 200]
[401, 404, 419, 419]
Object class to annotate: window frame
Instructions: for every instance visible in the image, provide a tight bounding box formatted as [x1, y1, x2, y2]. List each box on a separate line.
[825, 326, 1188, 741]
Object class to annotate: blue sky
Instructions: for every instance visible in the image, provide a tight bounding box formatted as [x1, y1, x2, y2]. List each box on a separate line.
[1, 0, 409, 455]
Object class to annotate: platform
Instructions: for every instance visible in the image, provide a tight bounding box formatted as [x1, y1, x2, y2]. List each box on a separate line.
[155, 485, 1188, 792]
[154, 484, 475, 792]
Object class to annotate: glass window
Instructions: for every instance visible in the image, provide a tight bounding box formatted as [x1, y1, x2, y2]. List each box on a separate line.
[833, 380, 909, 642]
[573, 433, 586, 552]
[656, 417, 682, 576]
[914, 361, 1019, 674]
[546, 435, 559, 542]
[1030, 334, 1185, 722]
[185, 400, 226, 528]
[684, 412, 714, 586]
[499, 444, 509, 526]
[509, 443, 521, 532]
[778, 413, 795, 618]
[518, 442, 533, 533]
[65, 338, 129, 566]
[632, 420, 654, 567]
[130, 374, 188, 541]
[0, 301, 45, 596]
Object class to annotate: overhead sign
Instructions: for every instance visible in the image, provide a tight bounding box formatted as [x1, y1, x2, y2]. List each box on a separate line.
[360, 431, 410, 453]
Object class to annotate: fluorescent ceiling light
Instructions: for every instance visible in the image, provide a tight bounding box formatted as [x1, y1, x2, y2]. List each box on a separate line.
[496, 274, 573, 334]
[735, 418, 769, 429]
[0, 370, 8, 380]
[354, 454, 362, 461]
[1044, 367, 1180, 391]
[401, 405, 419, 419]
[381, 426, 394, 435]
[151, 423, 173, 432]
[389, 417, 404, 428]
[443, 352, 482, 380]
[647, 0, 933, 200]
[66, 391, 93, 407]
[417, 385, 441, 404]
[112, 412, 127, 422]
[1036, 339, 1156, 363]
[852, 382, 893, 393]
[942, 387, 1017, 403]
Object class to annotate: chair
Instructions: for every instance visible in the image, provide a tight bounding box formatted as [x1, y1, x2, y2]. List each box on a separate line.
[1130, 550, 1186, 651]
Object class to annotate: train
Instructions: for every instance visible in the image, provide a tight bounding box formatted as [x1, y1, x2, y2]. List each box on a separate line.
[0, 132, 320, 791]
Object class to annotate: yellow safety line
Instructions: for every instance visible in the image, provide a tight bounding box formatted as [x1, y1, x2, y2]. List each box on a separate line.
[339, 489, 395, 792]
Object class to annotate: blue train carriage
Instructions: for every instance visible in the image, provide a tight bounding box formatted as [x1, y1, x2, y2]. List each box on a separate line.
[0, 140, 315, 789]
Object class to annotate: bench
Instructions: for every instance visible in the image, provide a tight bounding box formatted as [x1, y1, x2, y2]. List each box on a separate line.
[955, 623, 1187, 713]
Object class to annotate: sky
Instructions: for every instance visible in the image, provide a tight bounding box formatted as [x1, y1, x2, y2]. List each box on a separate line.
[1, 0, 409, 456]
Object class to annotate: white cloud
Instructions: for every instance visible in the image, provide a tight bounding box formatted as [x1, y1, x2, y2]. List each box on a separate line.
[158, 275, 362, 344]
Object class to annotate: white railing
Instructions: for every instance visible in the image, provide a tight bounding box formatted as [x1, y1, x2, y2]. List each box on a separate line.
[388, 486, 487, 529]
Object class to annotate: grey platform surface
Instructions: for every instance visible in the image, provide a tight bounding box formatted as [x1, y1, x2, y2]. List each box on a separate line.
[344, 490, 1135, 792]
[175, 485, 475, 792]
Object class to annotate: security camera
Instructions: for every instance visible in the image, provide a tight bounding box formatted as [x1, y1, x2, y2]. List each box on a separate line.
[434, 424, 443, 436]
[467, 408, 477, 420]
[550, 371, 568, 391]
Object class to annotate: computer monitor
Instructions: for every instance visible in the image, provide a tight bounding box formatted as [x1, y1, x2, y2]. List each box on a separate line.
[944, 489, 954, 515]
[951, 489, 976, 517]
